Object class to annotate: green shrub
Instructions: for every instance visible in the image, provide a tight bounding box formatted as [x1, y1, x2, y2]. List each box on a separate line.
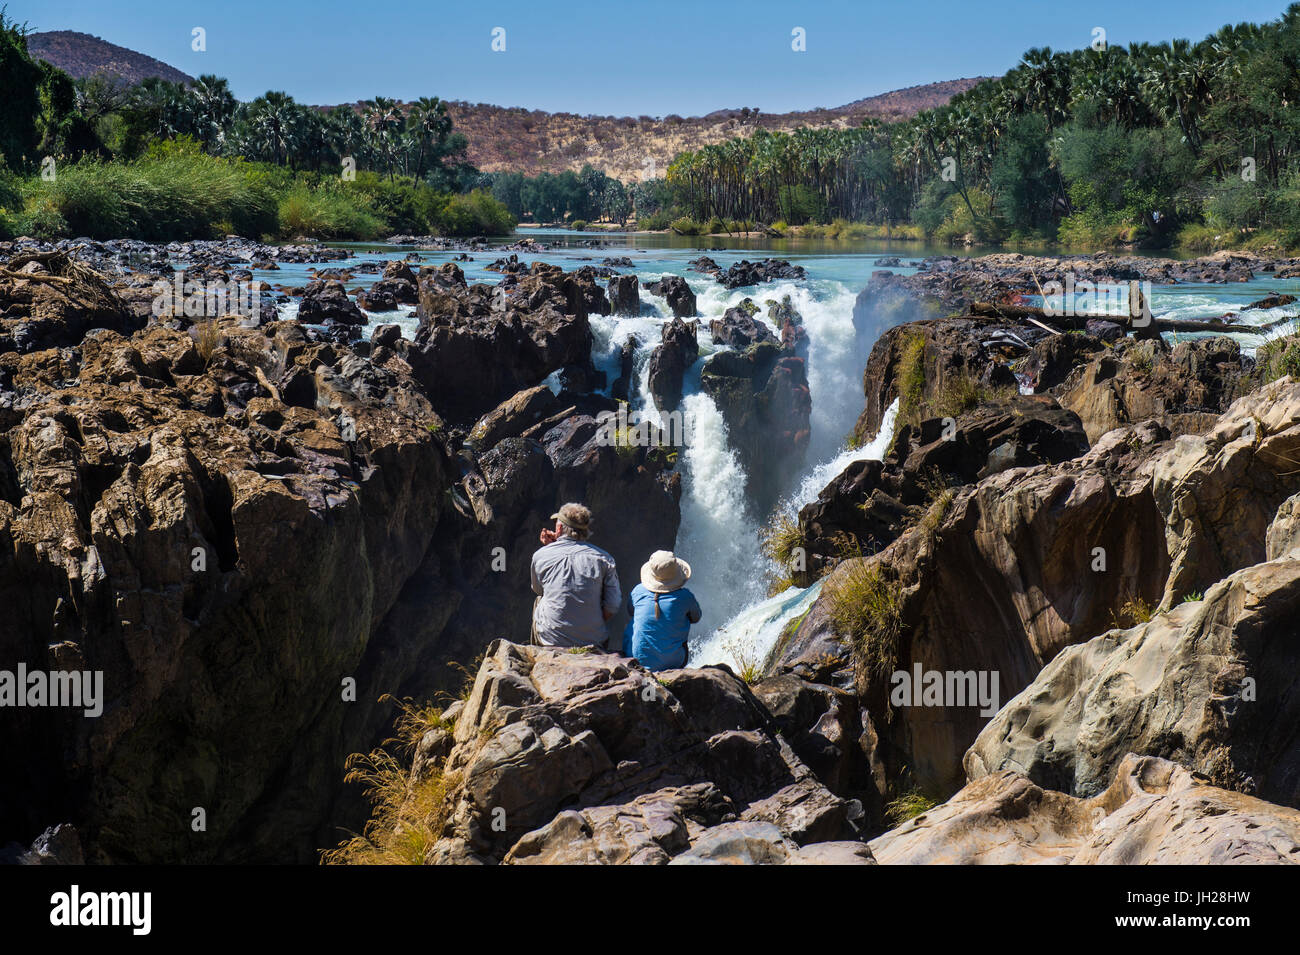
[825, 560, 903, 687]
[636, 208, 674, 231]
[896, 330, 927, 427]
[278, 182, 385, 240]
[21, 152, 279, 240]
[1256, 333, 1300, 383]
[434, 189, 515, 236]
[570, 218, 587, 231]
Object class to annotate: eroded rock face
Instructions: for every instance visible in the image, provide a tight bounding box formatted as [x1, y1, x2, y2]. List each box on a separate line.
[701, 341, 810, 512]
[0, 312, 452, 863]
[0, 250, 687, 865]
[797, 395, 1089, 579]
[965, 553, 1300, 810]
[871, 754, 1300, 865]
[422, 643, 866, 864]
[784, 379, 1300, 811]
[1058, 337, 1255, 443]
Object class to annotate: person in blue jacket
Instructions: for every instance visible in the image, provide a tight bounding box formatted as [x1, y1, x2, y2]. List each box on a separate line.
[623, 550, 702, 671]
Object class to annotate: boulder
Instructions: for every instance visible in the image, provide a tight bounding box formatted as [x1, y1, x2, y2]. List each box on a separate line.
[608, 274, 640, 316]
[297, 279, 367, 326]
[644, 275, 697, 318]
[414, 642, 863, 863]
[646, 318, 698, 413]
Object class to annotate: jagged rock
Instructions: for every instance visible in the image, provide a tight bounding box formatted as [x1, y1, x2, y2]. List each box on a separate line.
[356, 262, 418, 311]
[0, 253, 144, 354]
[14, 824, 85, 865]
[709, 302, 776, 349]
[646, 318, 698, 413]
[799, 395, 1090, 578]
[711, 259, 807, 290]
[644, 275, 697, 318]
[407, 262, 596, 422]
[297, 279, 367, 326]
[852, 316, 1024, 444]
[873, 754, 1300, 865]
[610, 335, 638, 403]
[751, 673, 884, 814]
[468, 385, 561, 451]
[1057, 337, 1255, 442]
[608, 274, 640, 316]
[0, 314, 451, 863]
[785, 379, 1300, 807]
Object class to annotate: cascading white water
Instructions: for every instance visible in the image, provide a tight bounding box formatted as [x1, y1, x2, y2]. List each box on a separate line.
[639, 274, 899, 671]
[587, 270, 899, 673]
[690, 398, 898, 671]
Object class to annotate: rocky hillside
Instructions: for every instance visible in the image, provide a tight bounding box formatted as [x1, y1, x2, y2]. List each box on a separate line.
[27, 30, 194, 86]
[442, 78, 988, 179]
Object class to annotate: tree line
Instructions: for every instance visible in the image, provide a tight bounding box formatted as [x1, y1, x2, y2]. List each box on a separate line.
[657, 6, 1300, 248]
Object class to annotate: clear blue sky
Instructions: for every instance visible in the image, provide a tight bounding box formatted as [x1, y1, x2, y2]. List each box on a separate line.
[15, 0, 1294, 114]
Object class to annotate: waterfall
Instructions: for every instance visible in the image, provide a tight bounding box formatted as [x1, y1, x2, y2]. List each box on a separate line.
[588, 270, 900, 674]
[690, 398, 898, 672]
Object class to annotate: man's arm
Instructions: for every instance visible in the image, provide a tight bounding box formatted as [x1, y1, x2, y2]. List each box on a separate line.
[601, 558, 621, 622]
[687, 592, 701, 624]
[530, 553, 544, 597]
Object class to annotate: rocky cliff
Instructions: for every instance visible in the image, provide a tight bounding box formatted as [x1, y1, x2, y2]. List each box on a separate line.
[0, 241, 679, 863]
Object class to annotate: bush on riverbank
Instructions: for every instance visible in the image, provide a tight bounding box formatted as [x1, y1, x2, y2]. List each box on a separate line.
[2, 144, 514, 242]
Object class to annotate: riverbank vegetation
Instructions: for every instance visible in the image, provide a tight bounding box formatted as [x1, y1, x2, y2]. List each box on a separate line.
[0, 14, 514, 241]
[542, 6, 1300, 252]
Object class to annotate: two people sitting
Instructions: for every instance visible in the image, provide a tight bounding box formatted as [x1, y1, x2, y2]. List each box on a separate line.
[530, 502, 701, 671]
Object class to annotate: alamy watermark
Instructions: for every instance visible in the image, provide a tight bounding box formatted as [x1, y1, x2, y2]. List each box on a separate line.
[890, 664, 1000, 718]
[151, 270, 260, 321]
[1, 664, 103, 717]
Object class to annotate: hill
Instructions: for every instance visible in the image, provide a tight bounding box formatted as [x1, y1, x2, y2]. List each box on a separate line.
[26, 29, 987, 180]
[26, 30, 193, 86]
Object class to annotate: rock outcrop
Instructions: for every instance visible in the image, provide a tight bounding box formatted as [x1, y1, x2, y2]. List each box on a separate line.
[700, 341, 810, 512]
[405, 262, 598, 422]
[412, 642, 868, 864]
[872, 754, 1300, 864]
[356, 260, 419, 312]
[646, 318, 698, 413]
[297, 279, 367, 327]
[607, 274, 640, 316]
[644, 275, 697, 318]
